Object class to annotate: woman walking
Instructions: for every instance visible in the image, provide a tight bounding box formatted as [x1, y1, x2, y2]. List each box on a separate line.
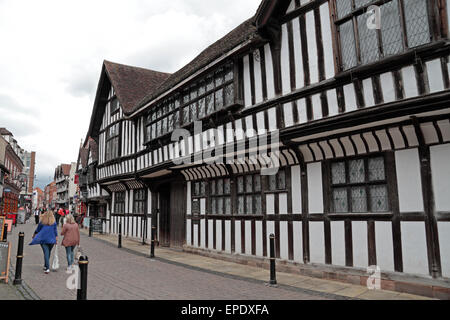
[29, 210, 58, 274]
[61, 214, 80, 273]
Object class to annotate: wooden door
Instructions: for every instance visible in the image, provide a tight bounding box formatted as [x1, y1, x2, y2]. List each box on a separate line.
[170, 182, 186, 247]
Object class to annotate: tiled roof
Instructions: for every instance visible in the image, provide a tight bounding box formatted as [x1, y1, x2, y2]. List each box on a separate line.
[88, 137, 98, 162]
[104, 60, 171, 115]
[132, 17, 262, 115]
[0, 128, 13, 136]
[59, 164, 72, 176]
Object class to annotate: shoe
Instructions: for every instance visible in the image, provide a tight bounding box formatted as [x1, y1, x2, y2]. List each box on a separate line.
[44, 269, 50, 274]
[66, 266, 72, 274]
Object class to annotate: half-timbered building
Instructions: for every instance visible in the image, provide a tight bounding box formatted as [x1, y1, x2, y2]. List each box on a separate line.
[78, 0, 450, 294]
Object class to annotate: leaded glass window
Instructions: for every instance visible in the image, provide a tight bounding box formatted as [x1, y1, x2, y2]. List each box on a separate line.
[334, 0, 431, 71]
[209, 178, 231, 215]
[267, 169, 287, 192]
[192, 181, 206, 216]
[114, 191, 125, 214]
[144, 63, 234, 142]
[133, 189, 146, 215]
[330, 156, 389, 213]
[237, 173, 263, 215]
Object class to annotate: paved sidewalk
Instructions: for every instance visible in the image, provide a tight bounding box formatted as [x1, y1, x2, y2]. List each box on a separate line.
[80, 229, 433, 300]
[0, 282, 25, 300]
[8, 221, 346, 300]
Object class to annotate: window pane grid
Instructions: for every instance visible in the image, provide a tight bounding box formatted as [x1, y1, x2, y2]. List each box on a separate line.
[335, 0, 431, 71]
[331, 156, 389, 213]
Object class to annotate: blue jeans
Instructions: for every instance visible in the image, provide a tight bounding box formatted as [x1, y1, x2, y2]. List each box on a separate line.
[40, 244, 54, 270]
[65, 246, 75, 267]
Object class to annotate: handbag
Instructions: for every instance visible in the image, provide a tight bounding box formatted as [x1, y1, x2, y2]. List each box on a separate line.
[51, 244, 60, 270]
[75, 246, 83, 261]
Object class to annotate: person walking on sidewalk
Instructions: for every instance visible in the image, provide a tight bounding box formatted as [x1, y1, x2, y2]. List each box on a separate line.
[60, 214, 80, 273]
[29, 210, 58, 274]
[34, 208, 40, 224]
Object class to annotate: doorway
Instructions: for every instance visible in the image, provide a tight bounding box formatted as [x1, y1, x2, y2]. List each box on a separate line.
[158, 182, 186, 247]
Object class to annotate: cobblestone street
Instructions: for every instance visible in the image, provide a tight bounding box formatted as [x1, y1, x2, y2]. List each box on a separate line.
[6, 221, 344, 300]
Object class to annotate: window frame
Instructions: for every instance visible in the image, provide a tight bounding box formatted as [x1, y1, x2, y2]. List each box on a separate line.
[236, 173, 263, 216]
[209, 178, 232, 216]
[114, 191, 126, 214]
[105, 122, 121, 162]
[144, 62, 235, 144]
[110, 96, 120, 115]
[328, 154, 390, 214]
[333, 0, 433, 72]
[133, 189, 147, 215]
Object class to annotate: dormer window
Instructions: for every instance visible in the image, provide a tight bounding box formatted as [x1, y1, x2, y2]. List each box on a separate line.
[110, 96, 120, 114]
[334, 0, 431, 71]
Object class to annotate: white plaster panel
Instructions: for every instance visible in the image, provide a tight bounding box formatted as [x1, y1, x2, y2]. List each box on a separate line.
[307, 162, 323, 214]
[245, 220, 252, 255]
[264, 43, 276, 99]
[352, 221, 368, 268]
[208, 220, 214, 250]
[216, 220, 222, 251]
[380, 72, 396, 103]
[312, 94, 322, 120]
[193, 224, 199, 247]
[430, 144, 450, 211]
[243, 54, 252, 107]
[331, 221, 346, 266]
[235, 221, 242, 254]
[284, 103, 294, 127]
[344, 83, 357, 112]
[375, 221, 395, 272]
[225, 220, 231, 253]
[362, 78, 375, 107]
[256, 221, 263, 257]
[426, 59, 445, 93]
[401, 222, 429, 275]
[292, 17, 304, 89]
[320, 2, 335, 79]
[253, 51, 263, 104]
[438, 222, 450, 278]
[279, 193, 288, 215]
[402, 66, 419, 98]
[395, 149, 424, 213]
[309, 222, 325, 264]
[281, 23, 291, 94]
[200, 219, 206, 248]
[306, 10, 318, 84]
[280, 221, 289, 260]
[327, 89, 339, 117]
[293, 221, 303, 263]
[266, 194, 275, 215]
[291, 165, 302, 214]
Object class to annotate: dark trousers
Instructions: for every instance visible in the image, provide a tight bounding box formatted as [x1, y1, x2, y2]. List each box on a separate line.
[35, 216, 39, 224]
[55, 214, 60, 225]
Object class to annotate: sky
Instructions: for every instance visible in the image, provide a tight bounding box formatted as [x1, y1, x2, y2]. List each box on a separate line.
[0, 0, 262, 189]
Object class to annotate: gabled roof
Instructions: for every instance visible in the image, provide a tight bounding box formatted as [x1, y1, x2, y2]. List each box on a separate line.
[132, 17, 263, 116]
[0, 128, 13, 136]
[87, 137, 98, 163]
[61, 164, 71, 176]
[104, 60, 171, 115]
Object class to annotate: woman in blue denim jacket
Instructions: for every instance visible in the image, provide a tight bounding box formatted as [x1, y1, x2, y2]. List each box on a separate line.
[29, 210, 58, 274]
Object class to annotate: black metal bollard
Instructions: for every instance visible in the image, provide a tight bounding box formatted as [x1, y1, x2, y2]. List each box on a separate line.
[3, 224, 8, 241]
[150, 226, 156, 258]
[13, 232, 24, 285]
[89, 218, 92, 237]
[76, 256, 88, 300]
[269, 233, 277, 285]
[118, 222, 122, 248]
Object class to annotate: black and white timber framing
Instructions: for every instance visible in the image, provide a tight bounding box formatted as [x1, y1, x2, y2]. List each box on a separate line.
[76, 0, 450, 281]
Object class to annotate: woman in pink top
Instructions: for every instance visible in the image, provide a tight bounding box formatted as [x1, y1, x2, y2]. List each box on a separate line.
[60, 214, 80, 273]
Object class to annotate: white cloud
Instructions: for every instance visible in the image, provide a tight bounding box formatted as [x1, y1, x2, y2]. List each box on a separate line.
[0, 0, 261, 189]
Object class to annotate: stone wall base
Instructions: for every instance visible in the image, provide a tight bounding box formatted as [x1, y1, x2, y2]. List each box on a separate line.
[183, 246, 450, 299]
